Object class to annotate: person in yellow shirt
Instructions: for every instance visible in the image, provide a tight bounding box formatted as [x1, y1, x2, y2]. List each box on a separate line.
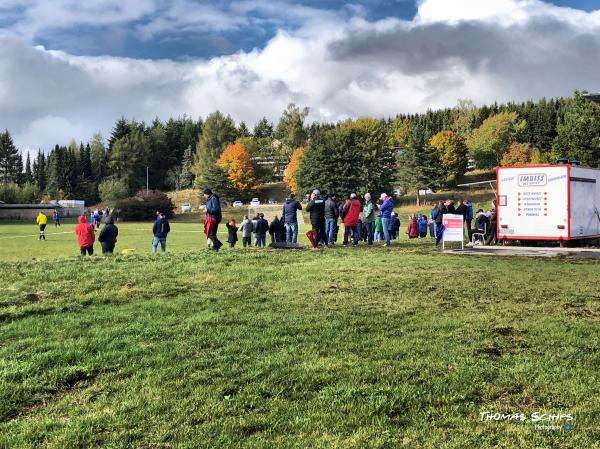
[36, 212, 47, 241]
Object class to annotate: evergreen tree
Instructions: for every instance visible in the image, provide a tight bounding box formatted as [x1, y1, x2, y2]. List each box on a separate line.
[15, 152, 24, 186]
[24, 152, 33, 184]
[237, 121, 251, 137]
[198, 163, 237, 203]
[253, 117, 273, 138]
[108, 128, 150, 193]
[80, 143, 93, 180]
[33, 150, 47, 192]
[90, 133, 108, 182]
[108, 117, 131, 153]
[192, 111, 237, 185]
[179, 145, 195, 189]
[273, 104, 310, 176]
[553, 91, 600, 167]
[396, 123, 444, 202]
[296, 128, 364, 197]
[0, 130, 20, 184]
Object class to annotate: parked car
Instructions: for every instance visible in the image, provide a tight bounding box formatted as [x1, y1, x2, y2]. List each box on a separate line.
[250, 198, 260, 206]
[268, 198, 277, 204]
[181, 203, 192, 213]
[232, 201, 243, 208]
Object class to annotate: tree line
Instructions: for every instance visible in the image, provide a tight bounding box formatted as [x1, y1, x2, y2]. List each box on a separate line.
[1, 91, 599, 205]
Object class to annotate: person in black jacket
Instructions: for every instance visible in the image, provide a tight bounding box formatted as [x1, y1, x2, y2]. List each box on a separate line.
[255, 213, 269, 247]
[225, 219, 238, 248]
[306, 189, 327, 249]
[324, 195, 339, 245]
[282, 194, 302, 243]
[98, 215, 119, 254]
[269, 216, 282, 245]
[152, 213, 170, 254]
[203, 188, 222, 251]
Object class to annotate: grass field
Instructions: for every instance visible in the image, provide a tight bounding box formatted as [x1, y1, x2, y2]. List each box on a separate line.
[0, 217, 599, 448]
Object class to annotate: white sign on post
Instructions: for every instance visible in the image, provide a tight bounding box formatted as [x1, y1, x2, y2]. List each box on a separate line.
[442, 213, 464, 250]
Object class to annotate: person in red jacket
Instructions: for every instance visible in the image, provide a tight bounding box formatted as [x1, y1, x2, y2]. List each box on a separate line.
[407, 214, 419, 239]
[341, 193, 362, 246]
[75, 215, 96, 256]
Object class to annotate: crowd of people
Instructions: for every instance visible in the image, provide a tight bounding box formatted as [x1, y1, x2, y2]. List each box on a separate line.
[33, 186, 496, 256]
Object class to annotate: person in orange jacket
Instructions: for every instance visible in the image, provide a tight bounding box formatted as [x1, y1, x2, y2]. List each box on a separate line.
[74, 215, 95, 256]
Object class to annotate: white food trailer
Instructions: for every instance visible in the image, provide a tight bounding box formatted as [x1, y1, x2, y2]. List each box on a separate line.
[496, 164, 600, 244]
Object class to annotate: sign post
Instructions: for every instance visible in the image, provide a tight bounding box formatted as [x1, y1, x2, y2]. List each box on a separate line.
[442, 214, 464, 250]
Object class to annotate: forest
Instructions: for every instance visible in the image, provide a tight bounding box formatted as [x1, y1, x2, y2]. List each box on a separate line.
[1, 91, 599, 205]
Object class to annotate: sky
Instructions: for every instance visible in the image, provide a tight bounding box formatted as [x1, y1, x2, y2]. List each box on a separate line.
[1, 0, 600, 154]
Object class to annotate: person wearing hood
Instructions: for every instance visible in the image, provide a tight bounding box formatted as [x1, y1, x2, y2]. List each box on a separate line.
[389, 212, 401, 240]
[75, 215, 95, 256]
[282, 193, 302, 243]
[306, 189, 327, 249]
[152, 212, 170, 254]
[378, 193, 394, 246]
[341, 193, 361, 246]
[98, 215, 119, 254]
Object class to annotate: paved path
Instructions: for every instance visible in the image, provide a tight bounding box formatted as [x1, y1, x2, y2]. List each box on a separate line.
[444, 245, 600, 259]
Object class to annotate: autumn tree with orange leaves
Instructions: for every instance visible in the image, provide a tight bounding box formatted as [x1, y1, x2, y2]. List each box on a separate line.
[216, 143, 257, 198]
[283, 147, 304, 195]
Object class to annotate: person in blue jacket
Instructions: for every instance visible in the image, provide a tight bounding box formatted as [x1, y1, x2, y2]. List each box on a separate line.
[377, 193, 394, 246]
[465, 199, 474, 234]
[417, 214, 428, 238]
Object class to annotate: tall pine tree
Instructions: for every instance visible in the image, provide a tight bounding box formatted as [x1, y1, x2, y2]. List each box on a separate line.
[0, 130, 20, 184]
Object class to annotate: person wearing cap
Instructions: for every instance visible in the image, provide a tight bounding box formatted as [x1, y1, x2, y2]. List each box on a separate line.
[203, 188, 223, 251]
[306, 189, 327, 249]
[378, 192, 394, 246]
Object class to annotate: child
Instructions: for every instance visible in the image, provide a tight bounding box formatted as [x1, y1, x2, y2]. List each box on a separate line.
[226, 219, 238, 248]
[36, 212, 47, 240]
[417, 214, 428, 238]
[75, 215, 95, 255]
[407, 214, 419, 239]
[374, 216, 383, 241]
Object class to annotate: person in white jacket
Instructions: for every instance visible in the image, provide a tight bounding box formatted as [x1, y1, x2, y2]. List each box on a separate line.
[239, 215, 254, 247]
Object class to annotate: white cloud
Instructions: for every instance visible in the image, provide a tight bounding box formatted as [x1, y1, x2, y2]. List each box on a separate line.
[1, 0, 600, 153]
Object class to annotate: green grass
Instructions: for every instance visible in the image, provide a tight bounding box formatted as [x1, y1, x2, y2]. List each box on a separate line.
[0, 220, 598, 448]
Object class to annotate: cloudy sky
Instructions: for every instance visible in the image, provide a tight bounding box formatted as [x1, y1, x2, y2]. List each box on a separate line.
[1, 0, 599, 153]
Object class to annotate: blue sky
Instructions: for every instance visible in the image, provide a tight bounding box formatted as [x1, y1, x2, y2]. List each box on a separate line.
[1, 0, 600, 152]
[2, 0, 596, 59]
